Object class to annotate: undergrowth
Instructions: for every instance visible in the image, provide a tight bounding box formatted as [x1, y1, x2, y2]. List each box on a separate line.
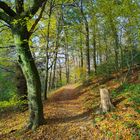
[111, 83, 140, 114]
[0, 95, 27, 113]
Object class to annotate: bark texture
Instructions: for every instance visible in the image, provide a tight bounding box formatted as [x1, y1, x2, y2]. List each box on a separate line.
[12, 24, 44, 130]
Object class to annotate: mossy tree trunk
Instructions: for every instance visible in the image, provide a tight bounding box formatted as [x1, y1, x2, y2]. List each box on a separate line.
[0, 0, 46, 130]
[12, 24, 44, 130]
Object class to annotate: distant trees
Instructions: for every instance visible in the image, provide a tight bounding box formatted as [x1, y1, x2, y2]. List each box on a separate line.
[42, 0, 140, 84]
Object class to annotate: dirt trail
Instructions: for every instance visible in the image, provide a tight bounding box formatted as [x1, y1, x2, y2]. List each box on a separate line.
[41, 84, 94, 140]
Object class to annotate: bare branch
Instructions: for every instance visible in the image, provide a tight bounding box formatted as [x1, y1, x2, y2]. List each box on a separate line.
[28, 1, 47, 37]
[22, 0, 48, 18]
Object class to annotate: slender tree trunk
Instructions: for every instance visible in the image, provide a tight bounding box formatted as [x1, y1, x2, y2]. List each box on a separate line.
[78, 26, 84, 69]
[52, 14, 61, 88]
[80, 47, 84, 68]
[103, 30, 109, 62]
[80, 33, 84, 68]
[58, 59, 62, 86]
[114, 33, 119, 70]
[98, 30, 102, 64]
[52, 58, 57, 88]
[64, 31, 70, 84]
[118, 27, 123, 71]
[127, 27, 135, 71]
[109, 16, 119, 71]
[80, 0, 90, 76]
[12, 26, 44, 130]
[49, 65, 53, 91]
[52, 38, 59, 88]
[85, 22, 90, 76]
[44, 7, 52, 100]
[120, 45, 124, 71]
[44, 60, 49, 100]
[65, 46, 70, 84]
[93, 38, 97, 74]
[93, 24, 97, 74]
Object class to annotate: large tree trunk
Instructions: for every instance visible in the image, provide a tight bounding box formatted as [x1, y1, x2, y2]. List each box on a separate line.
[99, 88, 114, 113]
[12, 26, 44, 130]
[0, 0, 46, 131]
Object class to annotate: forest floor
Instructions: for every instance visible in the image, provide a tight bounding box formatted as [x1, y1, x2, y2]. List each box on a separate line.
[0, 69, 140, 140]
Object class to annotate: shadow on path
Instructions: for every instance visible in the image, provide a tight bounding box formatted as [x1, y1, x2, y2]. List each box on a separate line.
[44, 109, 92, 125]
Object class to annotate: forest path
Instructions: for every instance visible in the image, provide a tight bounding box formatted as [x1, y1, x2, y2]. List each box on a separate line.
[40, 84, 94, 140]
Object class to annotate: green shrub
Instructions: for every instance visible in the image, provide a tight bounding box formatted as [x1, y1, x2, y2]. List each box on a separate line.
[0, 95, 27, 113]
[0, 71, 16, 101]
[111, 83, 140, 113]
[96, 61, 115, 77]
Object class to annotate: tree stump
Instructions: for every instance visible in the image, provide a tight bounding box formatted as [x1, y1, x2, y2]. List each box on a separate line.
[99, 87, 114, 113]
